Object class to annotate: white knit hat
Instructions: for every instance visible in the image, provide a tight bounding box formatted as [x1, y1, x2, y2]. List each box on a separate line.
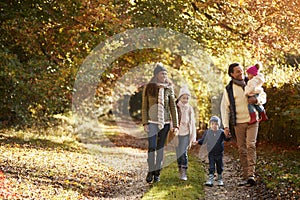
[178, 85, 191, 98]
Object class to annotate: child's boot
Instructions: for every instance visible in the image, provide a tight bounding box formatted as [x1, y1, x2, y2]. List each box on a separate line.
[217, 174, 224, 186]
[205, 174, 214, 186]
[178, 167, 182, 179]
[249, 112, 257, 124]
[259, 110, 268, 122]
[180, 167, 187, 181]
[153, 170, 160, 182]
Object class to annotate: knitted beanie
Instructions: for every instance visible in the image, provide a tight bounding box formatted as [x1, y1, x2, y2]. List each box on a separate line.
[246, 66, 258, 76]
[178, 85, 191, 98]
[153, 62, 167, 75]
[209, 116, 220, 127]
[246, 62, 262, 76]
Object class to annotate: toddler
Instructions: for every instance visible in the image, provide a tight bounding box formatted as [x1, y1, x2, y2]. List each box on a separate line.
[245, 62, 268, 124]
[193, 116, 230, 186]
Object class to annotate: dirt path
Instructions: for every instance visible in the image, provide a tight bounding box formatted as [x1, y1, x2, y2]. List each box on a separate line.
[89, 120, 273, 199]
[79, 120, 150, 199]
[197, 150, 273, 200]
[100, 139, 273, 199]
[97, 146, 149, 200]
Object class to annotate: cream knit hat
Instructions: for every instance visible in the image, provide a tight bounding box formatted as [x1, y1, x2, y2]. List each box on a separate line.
[178, 85, 191, 98]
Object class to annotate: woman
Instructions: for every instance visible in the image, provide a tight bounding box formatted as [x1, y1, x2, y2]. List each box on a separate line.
[142, 62, 179, 183]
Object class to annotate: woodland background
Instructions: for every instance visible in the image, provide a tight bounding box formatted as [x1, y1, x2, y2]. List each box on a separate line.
[0, 0, 299, 145]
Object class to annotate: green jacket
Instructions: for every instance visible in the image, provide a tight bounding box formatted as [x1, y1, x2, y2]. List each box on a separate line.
[142, 85, 178, 128]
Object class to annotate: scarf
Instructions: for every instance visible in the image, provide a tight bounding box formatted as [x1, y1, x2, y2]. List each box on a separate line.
[232, 78, 246, 89]
[157, 83, 169, 130]
[177, 101, 197, 148]
[177, 101, 189, 126]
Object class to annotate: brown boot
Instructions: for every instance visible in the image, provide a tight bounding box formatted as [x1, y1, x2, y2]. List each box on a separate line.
[248, 112, 257, 124]
[259, 110, 268, 122]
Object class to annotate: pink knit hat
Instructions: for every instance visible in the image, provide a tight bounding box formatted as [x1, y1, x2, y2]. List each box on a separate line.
[246, 65, 258, 76]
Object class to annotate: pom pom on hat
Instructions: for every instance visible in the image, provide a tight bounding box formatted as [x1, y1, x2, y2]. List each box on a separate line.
[153, 62, 167, 75]
[209, 116, 220, 127]
[178, 85, 191, 98]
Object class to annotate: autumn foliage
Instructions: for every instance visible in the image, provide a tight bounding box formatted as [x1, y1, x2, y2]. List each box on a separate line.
[0, 170, 20, 199]
[0, 0, 299, 145]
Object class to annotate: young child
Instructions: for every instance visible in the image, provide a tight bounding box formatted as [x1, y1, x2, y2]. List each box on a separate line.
[245, 62, 268, 124]
[176, 85, 196, 181]
[193, 116, 230, 186]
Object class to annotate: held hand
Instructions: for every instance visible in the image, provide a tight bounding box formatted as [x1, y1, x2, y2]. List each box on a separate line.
[144, 124, 149, 132]
[173, 127, 179, 136]
[192, 141, 198, 146]
[224, 127, 231, 138]
[248, 96, 258, 104]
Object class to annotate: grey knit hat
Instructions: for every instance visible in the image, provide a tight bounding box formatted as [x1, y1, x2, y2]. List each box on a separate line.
[153, 62, 167, 75]
[209, 116, 220, 127]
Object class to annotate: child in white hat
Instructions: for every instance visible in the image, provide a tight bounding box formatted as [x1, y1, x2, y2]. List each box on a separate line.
[176, 85, 196, 181]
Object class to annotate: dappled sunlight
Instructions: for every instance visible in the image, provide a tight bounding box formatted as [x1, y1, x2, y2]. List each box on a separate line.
[85, 143, 147, 156]
[0, 128, 149, 199]
[143, 189, 170, 200]
[0, 0, 299, 199]
[142, 155, 205, 199]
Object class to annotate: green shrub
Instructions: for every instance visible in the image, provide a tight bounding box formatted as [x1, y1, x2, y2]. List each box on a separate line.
[259, 83, 300, 146]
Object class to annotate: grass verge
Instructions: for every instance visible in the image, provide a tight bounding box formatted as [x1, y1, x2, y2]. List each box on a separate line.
[142, 154, 206, 200]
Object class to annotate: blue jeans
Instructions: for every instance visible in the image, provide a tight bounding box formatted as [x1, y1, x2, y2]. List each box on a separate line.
[147, 123, 170, 172]
[176, 134, 189, 168]
[248, 94, 264, 113]
[208, 153, 223, 174]
[248, 104, 264, 113]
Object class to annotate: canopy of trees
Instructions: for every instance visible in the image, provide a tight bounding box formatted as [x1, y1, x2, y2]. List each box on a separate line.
[0, 0, 299, 144]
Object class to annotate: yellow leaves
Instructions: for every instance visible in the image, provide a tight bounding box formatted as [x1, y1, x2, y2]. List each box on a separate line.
[0, 127, 145, 199]
[64, 179, 84, 189]
[59, 27, 64, 33]
[281, 174, 290, 180]
[265, 65, 300, 88]
[0, 170, 20, 199]
[129, 0, 136, 6]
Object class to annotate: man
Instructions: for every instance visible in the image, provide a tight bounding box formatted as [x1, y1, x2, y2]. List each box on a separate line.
[220, 62, 267, 186]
